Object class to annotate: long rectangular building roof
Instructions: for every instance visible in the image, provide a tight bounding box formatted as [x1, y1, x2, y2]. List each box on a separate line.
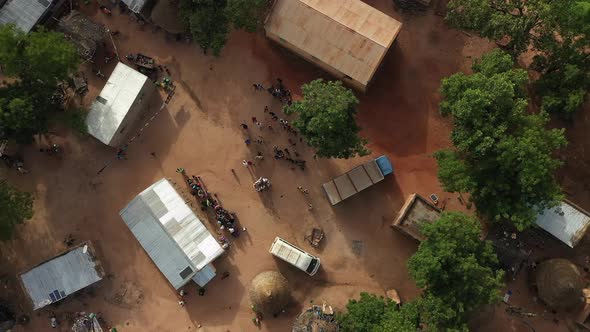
[86, 62, 147, 146]
[19, 242, 104, 310]
[0, 0, 54, 33]
[120, 178, 224, 289]
[265, 0, 402, 87]
[535, 200, 590, 248]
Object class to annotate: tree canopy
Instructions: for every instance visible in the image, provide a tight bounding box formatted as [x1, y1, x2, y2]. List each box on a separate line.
[436, 50, 566, 230]
[179, 0, 268, 55]
[284, 79, 369, 159]
[336, 292, 419, 332]
[0, 25, 78, 142]
[446, 0, 590, 116]
[0, 25, 78, 85]
[0, 180, 33, 240]
[407, 212, 504, 330]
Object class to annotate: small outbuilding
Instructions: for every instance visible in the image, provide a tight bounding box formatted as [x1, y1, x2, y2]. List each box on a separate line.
[120, 178, 225, 290]
[18, 242, 104, 310]
[535, 200, 590, 248]
[0, 0, 55, 33]
[57, 10, 105, 59]
[535, 258, 584, 311]
[86, 62, 155, 147]
[249, 271, 292, 316]
[392, 193, 441, 241]
[265, 0, 402, 92]
[121, 0, 154, 18]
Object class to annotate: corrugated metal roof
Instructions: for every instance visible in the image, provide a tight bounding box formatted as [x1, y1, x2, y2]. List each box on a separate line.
[119, 178, 224, 289]
[0, 0, 54, 33]
[86, 62, 148, 146]
[121, 0, 149, 14]
[19, 242, 104, 310]
[535, 201, 590, 248]
[265, 0, 402, 87]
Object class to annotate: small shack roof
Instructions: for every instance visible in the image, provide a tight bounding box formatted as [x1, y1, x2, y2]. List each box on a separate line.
[122, 0, 149, 14]
[292, 308, 339, 332]
[392, 193, 441, 241]
[119, 178, 224, 290]
[265, 0, 402, 87]
[150, 0, 184, 34]
[19, 242, 104, 310]
[535, 200, 590, 248]
[57, 10, 105, 58]
[0, 0, 54, 33]
[86, 62, 148, 146]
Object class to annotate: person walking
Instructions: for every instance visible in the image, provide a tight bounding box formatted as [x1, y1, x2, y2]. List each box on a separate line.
[241, 123, 248, 130]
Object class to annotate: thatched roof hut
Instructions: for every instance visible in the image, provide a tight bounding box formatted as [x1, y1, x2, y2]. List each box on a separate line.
[249, 271, 292, 315]
[150, 0, 185, 34]
[535, 259, 584, 310]
[292, 307, 339, 332]
[57, 11, 105, 59]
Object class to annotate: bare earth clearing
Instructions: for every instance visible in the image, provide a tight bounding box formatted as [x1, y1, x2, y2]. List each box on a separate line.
[1, 1, 588, 331]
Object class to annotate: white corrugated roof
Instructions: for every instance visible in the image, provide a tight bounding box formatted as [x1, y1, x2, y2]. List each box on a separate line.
[19, 243, 104, 310]
[119, 178, 224, 289]
[86, 62, 147, 146]
[0, 0, 54, 33]
[535, 201, 590, 248]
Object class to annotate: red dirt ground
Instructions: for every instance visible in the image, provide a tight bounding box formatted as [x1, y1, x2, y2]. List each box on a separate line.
[0, 1, 588, 332]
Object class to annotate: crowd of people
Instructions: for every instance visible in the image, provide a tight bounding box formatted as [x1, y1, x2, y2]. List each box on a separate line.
[252, 78, 293, 105]
[179, 170, 242, 248]
[243, 79, 308, 173]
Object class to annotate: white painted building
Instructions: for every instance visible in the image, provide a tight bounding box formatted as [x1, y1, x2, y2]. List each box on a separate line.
[86, 62, 155, 147]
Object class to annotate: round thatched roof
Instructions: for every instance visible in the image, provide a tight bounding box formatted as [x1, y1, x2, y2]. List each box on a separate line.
[535, 258, 584, 310]
[249, 271, 291, 315]
[150, 0, 186, 34]
[292, 310, 339, 332]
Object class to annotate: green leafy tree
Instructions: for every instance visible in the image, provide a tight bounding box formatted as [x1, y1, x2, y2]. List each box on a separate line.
[225, 0, 267, 32]
[0, 25, 78, 85]
[337, 292, 419, 332]
[373, 301, 420, 332]
[407, 212, 504, 330]
[179, 0, 269, 55]
[0, 97, 39, 143]
[0, 25, 78, 141]
[446, 0, 590, 116]
[180, 0, 229, 56]
[0, 180, 33, 240]
[436, 50, 566, 230]
[284, 79, 369, 159]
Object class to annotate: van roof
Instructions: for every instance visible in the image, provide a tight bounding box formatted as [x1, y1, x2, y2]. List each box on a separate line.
[270, 238, 313, 270]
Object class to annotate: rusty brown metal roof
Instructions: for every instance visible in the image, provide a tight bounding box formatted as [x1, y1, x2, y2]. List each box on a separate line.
[265, 0, 402, 87]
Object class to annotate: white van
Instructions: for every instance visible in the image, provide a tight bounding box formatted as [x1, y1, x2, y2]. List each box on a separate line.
[269, 237, 321, 276]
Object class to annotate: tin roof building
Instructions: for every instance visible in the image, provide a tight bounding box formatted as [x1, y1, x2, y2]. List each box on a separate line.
[86, 62, 155, 147]
[265, 0, 402, 92]
[19, 242, 104, 310]
[0, 0, 55, 33]
[119, 178, 225, 290]
[535, 200, 590, 248]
